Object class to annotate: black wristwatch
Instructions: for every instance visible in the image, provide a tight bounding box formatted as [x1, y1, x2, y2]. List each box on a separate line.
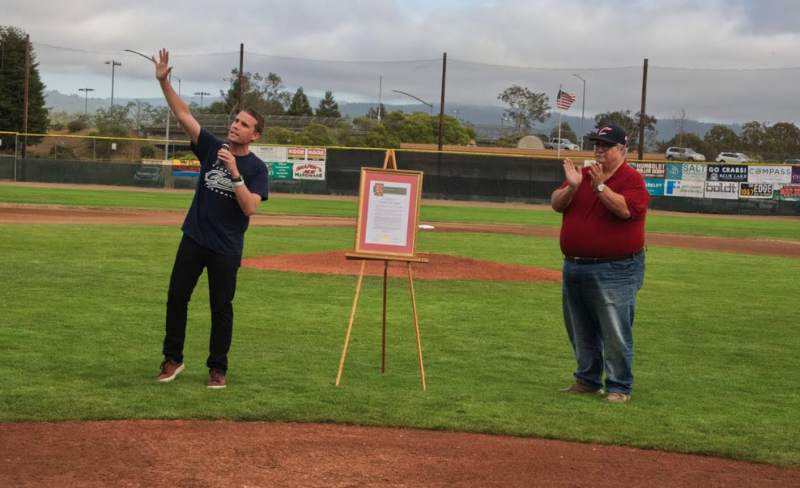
[230, 175, 243, 183]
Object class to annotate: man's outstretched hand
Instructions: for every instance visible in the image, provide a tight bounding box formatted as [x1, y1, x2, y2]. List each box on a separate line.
[152, 48, 173, 81]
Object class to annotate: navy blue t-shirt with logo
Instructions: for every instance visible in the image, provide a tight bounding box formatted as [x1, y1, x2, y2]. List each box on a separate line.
[181, 128, 269, 256]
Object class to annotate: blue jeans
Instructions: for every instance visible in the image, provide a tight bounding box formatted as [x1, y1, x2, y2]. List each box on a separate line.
[561, 253, 645, 394]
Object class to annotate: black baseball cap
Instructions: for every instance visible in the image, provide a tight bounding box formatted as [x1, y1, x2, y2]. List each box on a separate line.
[588, 124, 627, 146]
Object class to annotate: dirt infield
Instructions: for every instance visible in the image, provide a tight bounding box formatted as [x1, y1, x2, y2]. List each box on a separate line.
[2, 421, 799, 488]
[2, 202, 800, 486]
[2, 205, 799, 258]
[243, 250, 563, 282]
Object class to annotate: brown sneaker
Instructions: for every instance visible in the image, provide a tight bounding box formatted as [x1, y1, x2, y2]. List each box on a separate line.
[156, 360, 184, 382]
[559, 381, 604, 395]
[605, 392, 631, 403]
[207, 370, 226, 389]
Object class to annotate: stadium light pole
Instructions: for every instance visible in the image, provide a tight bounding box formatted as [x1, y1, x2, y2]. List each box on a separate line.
[104, 60, 122, 109]
[78, 87, 94, 116]
[195, 91, 210, 108]
[572, 74, 586, 149]
[391, 89, 433, 115]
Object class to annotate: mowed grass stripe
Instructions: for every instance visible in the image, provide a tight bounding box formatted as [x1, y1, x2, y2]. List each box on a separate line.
[1, 185, 799, 241]
[0, 224, 798, 467]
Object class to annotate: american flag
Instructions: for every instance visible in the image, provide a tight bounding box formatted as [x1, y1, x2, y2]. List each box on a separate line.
[556, 90, 576, 111]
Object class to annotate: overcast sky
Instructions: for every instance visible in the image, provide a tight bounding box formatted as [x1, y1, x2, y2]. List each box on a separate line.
[4, 0, 800, 124]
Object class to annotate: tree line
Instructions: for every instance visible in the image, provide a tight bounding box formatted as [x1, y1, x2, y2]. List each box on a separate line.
[2, 24, 798, 162]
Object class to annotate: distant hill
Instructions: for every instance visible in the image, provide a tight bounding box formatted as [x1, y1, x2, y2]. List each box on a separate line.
[45, 90, 741, 142]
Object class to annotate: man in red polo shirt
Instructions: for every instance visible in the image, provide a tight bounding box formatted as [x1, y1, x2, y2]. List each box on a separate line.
[550, 124, 650, 403]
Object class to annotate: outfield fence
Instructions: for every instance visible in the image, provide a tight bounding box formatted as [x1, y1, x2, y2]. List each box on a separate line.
[1, 131, 799, 216]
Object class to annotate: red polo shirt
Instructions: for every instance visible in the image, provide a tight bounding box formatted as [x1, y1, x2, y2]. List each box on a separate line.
[558, 161, 650, 258]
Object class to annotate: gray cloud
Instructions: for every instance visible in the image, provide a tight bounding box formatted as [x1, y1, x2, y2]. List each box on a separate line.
[4, 0, 799, 124]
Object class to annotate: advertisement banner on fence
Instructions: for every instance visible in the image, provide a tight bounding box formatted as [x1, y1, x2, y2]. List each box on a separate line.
[645, 178, 665, 196]
[306, 148, 327, 162]
[287, 147, 307, 162]
[707, 164, 748, 182]
[792, 167, 800, 184]
[636, 162, 666, 179]
[251, 146, 287, 163]
[172, 159, 200, 176]
[682, 163, 707, 181]
[705, 181, 739, 199]
[294, 163, 326, 180]
[667, 163, 706, 181]
[269, 162, 293, 179]
[665, 179, 704, 198]
[739, 183, 774, 199]
[774, 185, 800, 201]
[747, 166, 792, 184]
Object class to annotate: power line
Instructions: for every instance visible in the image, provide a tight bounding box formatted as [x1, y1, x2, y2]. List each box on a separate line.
[28, 42, 800, 71]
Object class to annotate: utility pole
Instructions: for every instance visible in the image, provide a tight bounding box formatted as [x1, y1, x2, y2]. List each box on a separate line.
[638, 59, 649, 160]
[195, 91, 211, 108]
[104, 60, 122, 108]
[79, 87, 95, 116]
[437, 52, 447, 151]
[573, 74, 586, 150]
[238, 43, 244, 113]
[21, 34, 30, 158]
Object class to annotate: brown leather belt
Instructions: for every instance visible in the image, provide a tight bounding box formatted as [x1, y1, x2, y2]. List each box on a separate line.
[565, 249, 644, 265]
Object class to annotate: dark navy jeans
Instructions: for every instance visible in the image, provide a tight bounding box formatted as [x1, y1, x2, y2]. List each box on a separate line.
[163, 234, 241, 373]
[561, 253, 645, 394]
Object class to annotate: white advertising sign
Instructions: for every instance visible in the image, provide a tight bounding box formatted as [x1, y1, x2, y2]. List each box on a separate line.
[681, 163, 707, 181]
[664, 179, 704, 198]
[293, 163, 326, 180]
[747, 166, 792, 184]
[704, 181, 739, 200]
[251, 146, 287, 163]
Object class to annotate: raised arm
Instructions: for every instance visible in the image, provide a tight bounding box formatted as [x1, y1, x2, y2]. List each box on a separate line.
[152, 49, 200, 145]
[551, 159, 581, 213]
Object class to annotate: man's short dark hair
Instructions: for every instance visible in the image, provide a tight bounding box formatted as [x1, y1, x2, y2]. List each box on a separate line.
[242, 108, 264, 135]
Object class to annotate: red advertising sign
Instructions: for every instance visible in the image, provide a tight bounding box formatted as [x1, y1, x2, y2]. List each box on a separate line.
[307, 148, 326, 161]
[287, 147, 306, 161]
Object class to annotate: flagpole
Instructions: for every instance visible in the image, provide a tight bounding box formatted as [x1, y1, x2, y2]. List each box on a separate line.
[557, 84, 563, 159]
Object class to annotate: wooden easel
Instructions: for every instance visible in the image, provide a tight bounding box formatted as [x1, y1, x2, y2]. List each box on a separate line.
[335, 150, 429, 390]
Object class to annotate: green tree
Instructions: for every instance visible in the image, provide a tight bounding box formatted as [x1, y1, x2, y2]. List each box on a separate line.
[286, 87, 313, 116]
[762, 122, 800, 162]
[594, 110, 658, 151]
[549, 122, 577, 143]
[211, 70, 289, 116]
[703, 125, 741, 156]
[497, 85, 550, 133]
[365, 103, 387, 120]
[0, 26, 49, 149]
[315, 91, 341, 117]
[739, 121, 767, 154]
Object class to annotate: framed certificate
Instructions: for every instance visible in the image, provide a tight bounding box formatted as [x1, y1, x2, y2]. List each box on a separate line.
[353, 168, 423, 259]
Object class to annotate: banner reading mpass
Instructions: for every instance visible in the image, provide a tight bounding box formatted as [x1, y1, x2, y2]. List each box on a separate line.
[747, 166, 792, 184]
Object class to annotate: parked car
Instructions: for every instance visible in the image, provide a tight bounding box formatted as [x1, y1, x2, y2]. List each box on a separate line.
[665, 147, 706, 162]
[716, 152, 749, 163]
[545, 138, 579, 150]
[783, 159, 800, 165]
[133, 165, 164, 186]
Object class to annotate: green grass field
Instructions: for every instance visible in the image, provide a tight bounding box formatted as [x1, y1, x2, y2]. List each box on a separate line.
[2, 185, 799, 240]
[1, 202, 799, 467]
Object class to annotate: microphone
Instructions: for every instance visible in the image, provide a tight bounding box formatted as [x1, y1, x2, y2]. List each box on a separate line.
[216, 142, 230, 169]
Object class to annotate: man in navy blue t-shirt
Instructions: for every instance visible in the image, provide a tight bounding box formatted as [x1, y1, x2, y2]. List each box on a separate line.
[151, 49, 269, 389]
